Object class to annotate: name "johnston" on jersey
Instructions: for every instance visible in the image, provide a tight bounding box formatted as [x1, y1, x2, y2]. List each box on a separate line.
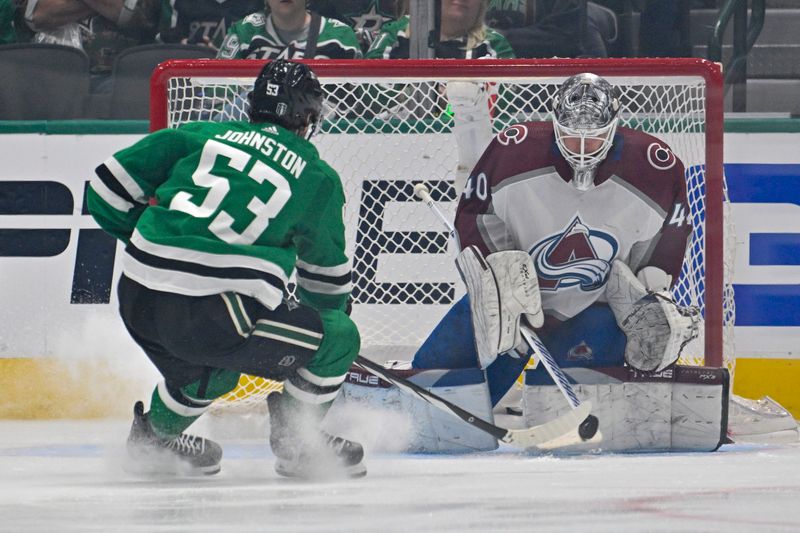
[215, 129, 308, 178]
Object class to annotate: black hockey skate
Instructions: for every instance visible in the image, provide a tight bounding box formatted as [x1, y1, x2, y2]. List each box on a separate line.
[125, 401, 222, 476]
[267, 392, 366, 479]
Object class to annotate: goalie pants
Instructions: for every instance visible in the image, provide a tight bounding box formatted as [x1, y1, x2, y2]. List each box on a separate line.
[412, 294, 626, 405]
[117, 274, 360, 402]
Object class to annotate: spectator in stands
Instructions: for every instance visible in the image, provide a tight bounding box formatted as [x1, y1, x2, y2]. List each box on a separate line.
[309, 0, 399, 53]
[157, 0, 262, 51]
[216, 0, 361, 60]
[365, 0, 514, 59]
[581, 0, 715, 58]
[24, 0, 159, 86]
[0, 0, 18, 43]
[486, 0, 529, 30]
[488, 0, 614, 58]
[636, 0, 696, 58]
[0, 0, 35, 43]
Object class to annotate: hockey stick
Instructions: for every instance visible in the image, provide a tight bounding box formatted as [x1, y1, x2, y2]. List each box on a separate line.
[415, 182, 461, 251]
[413, 183, 599, 440]
[354, 355, 595, 450]
[519, 325, 581, 408]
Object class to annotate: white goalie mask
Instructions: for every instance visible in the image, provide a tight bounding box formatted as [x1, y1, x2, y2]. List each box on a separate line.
[552, 73, 621, 191]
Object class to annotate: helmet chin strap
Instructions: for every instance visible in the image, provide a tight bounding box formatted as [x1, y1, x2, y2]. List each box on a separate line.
[571, 165, 598, 191]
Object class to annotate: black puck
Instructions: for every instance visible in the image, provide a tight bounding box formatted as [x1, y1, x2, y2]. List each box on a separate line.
[578, 415, 599, 440]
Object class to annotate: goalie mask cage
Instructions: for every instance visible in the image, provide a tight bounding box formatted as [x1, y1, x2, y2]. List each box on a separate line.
[151, 58, 731, 411]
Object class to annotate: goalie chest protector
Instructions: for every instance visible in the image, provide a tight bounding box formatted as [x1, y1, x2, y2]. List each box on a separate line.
[455, 123, 691, 323]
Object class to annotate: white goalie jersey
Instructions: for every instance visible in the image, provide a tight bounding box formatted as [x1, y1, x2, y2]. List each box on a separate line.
[455, 122, 692, 324]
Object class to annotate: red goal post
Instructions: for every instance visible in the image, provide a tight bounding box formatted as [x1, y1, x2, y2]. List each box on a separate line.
[150, 58, 729, 407]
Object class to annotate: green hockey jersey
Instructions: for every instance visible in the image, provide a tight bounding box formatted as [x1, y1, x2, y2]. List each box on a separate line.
[311, 0, 398, 30]
[88, 121, 352, 312]
[158, 0, 263, 47]
[217, 11, 361, 59]
[365, 16, 515, 59]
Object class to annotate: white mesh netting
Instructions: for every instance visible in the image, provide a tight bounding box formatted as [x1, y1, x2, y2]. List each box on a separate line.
[157, 61, 734, 410]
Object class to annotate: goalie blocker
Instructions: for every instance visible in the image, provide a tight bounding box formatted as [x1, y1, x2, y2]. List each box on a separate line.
[455, 246, 544, 369]
[330, 362, 729, 453]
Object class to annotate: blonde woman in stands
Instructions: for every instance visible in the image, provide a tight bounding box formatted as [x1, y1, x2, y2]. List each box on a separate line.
[365, 0, 514, 59]
[364, 0, 514, 190]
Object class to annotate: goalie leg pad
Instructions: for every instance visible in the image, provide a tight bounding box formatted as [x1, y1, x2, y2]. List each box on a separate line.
[326, 366, 498, 453]
[456, 246, 544, 369]
[523, 365, 729, 453]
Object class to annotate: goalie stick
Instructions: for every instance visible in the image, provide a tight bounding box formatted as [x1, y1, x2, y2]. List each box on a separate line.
[413, 183, 599, 441]
[355, 355, 596, 450]
[520, 325, 581, 409]
[416, 181, 461, 251]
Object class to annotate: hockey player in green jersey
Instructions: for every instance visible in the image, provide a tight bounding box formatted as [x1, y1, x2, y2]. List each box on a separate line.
[217, 0, 361, 59]
[88, 59, 365, 479]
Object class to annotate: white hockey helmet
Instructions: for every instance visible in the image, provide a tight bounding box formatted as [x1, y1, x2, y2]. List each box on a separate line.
[552, 73, 621, 190]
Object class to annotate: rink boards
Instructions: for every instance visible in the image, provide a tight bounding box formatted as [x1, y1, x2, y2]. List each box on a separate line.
[0, 121, 798, 417]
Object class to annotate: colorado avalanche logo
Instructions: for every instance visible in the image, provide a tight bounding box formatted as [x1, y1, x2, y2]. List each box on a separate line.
[530, 216, 618, 292]
[497, 124, 528, 146]
[567, 341, 594, 361]
[646, 142, 677, 170]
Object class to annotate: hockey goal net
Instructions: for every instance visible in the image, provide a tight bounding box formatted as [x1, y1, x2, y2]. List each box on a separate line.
[151, 58, 732, 411]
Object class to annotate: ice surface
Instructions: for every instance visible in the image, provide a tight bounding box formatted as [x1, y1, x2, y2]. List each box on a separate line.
[1, 419, 799, 532]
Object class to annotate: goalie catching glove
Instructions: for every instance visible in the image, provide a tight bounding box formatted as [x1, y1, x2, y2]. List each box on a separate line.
[456, 246, 544, 369]
[605, 260, 700, 372]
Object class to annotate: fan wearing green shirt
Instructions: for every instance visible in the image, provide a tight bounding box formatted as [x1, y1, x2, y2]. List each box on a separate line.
[366, 0, 514, 59]
[217, 0, 361, 59]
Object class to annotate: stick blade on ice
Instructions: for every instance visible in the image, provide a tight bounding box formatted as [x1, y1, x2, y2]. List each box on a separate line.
[501, 401, 602, 451]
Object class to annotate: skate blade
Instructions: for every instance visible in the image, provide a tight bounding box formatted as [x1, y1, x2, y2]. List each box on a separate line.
[274, 458, 366, 480]
[124, 448, 221, 477]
